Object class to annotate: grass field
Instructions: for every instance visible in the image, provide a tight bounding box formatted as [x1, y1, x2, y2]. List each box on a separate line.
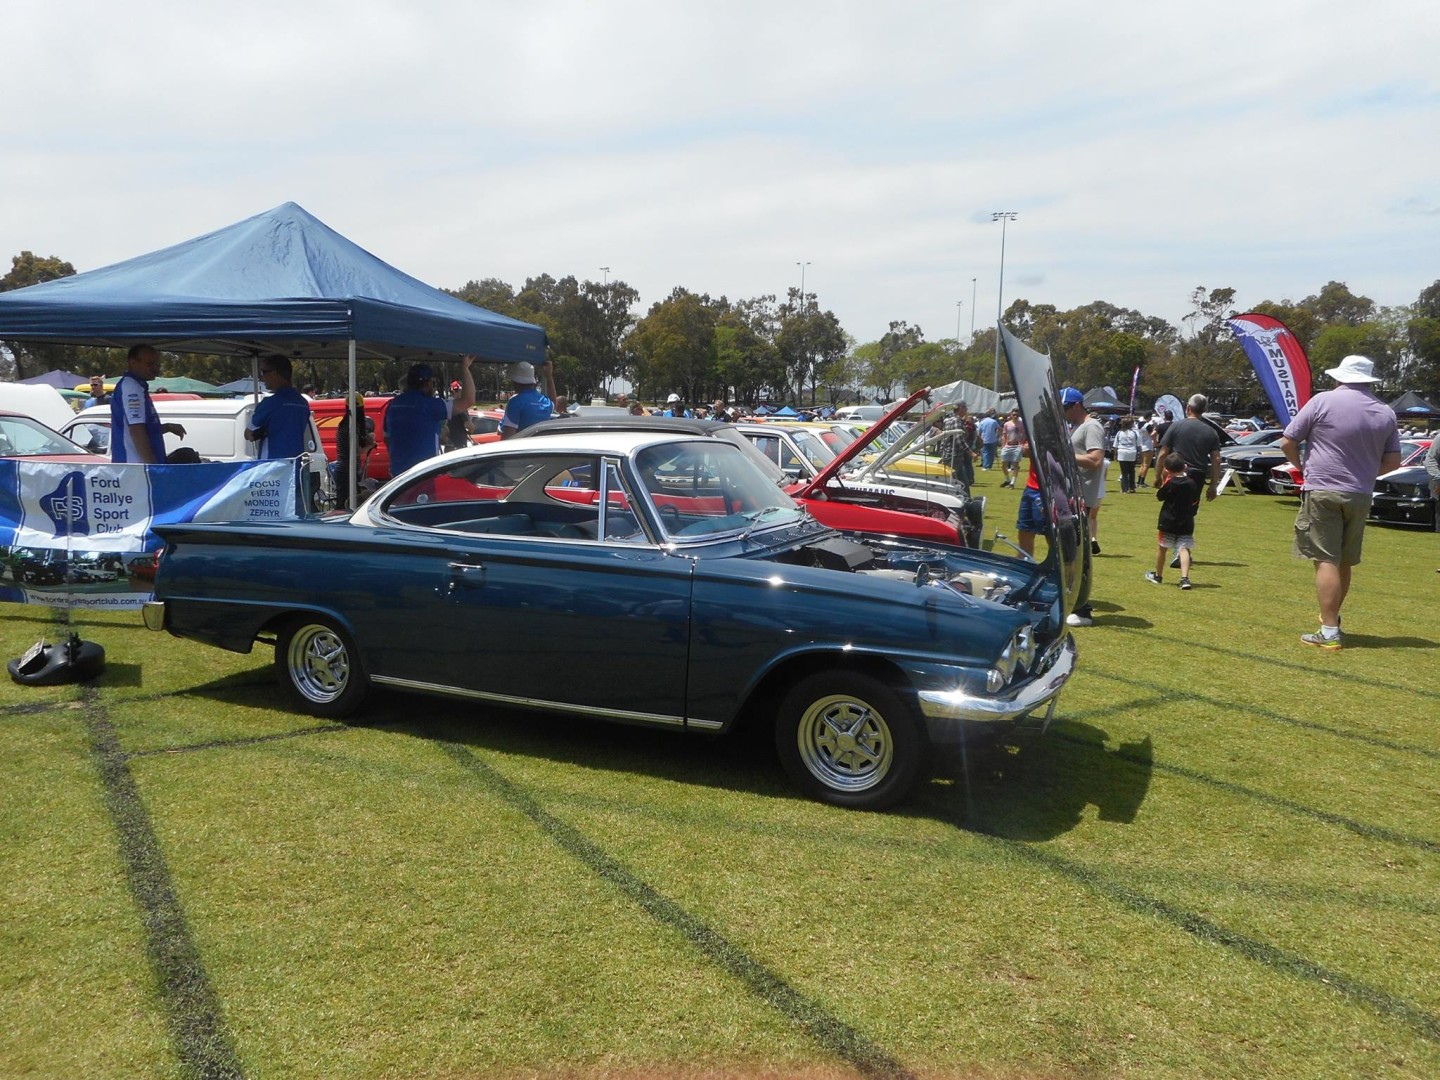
[2, 469, 1437, 1079]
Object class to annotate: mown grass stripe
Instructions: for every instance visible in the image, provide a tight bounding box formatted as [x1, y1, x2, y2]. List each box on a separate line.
[127, 723, 348, 759]
[81, 689, 245, 1080]
[975, 831, 1440, 1044]
[435, 737, 915, 1080]
[1049, 730, 1440, 855]
[1086, 667, 1440, 760]
[1104, 625, 1440, 702]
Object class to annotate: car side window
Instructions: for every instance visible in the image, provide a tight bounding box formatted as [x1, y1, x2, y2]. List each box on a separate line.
[381, 453, 646, 544]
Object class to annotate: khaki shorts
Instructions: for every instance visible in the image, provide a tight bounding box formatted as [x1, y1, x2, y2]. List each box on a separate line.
[1293, 489, 1371, 565]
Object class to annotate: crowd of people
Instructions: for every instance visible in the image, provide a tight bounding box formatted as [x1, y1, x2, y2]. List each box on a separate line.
[1007, 357, 1421, 645]
[68, 345, 1437, 629]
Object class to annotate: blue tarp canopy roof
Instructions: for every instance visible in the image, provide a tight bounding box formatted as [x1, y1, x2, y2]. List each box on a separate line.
[0, 202, 546, 364]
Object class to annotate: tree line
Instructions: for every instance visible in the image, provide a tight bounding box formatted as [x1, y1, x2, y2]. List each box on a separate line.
[4, 249, 1438, 410]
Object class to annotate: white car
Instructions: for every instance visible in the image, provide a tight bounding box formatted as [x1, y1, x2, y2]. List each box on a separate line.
[62, 398, 331, 506]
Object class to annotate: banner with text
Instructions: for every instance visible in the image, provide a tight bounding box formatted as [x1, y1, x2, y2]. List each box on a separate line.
[0, 458, 301, 608]
[1227, 313, 1312, 427]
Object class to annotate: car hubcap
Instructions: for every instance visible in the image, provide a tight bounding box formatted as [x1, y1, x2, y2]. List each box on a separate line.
[796, 694, 894, 793]
[288, 624, 349, 704]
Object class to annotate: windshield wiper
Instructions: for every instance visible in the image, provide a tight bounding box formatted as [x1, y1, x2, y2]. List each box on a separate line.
[739, 505, 795, 541]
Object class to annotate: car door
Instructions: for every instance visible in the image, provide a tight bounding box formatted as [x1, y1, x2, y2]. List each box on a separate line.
[368, 451, 692, 724]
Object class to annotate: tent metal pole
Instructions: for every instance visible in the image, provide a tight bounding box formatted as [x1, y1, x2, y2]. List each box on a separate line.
[347, 339, 358, 510]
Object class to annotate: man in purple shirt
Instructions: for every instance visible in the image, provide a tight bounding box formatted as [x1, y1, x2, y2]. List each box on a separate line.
[1280, 355, 1400, 649]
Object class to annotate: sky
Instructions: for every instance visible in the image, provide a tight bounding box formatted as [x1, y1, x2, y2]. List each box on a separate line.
[3, 0, 1437, 349]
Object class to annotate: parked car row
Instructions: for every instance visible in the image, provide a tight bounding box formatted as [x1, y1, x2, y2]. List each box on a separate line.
[1264, 439, 1436, 528]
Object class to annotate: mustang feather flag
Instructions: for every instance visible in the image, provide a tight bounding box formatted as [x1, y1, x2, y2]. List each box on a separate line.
[1226, 313, 1312, 426]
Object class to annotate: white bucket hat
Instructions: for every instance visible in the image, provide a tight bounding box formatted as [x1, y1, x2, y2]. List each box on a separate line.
[1324, 355, 1380, 384]
[506, 361, 537, 385]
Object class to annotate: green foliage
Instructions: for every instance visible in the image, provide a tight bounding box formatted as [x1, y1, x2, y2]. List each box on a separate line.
[8, 243, 1437, 410]
[0, 251, 108, 381]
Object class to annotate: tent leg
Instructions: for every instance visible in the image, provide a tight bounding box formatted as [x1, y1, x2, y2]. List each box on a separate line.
[347, 340, 358, 511]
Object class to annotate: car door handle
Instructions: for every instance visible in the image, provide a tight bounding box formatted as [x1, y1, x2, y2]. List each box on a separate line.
[442, 561, 485, 596]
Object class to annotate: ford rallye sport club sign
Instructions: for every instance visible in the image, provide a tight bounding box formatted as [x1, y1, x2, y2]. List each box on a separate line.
[0, 458, 301, 608]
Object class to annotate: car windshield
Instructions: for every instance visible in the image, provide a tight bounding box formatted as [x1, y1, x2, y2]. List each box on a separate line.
[633, 440, 806, 541]
[1233, 429, 1278, 445]
[0, 415, 91, 457]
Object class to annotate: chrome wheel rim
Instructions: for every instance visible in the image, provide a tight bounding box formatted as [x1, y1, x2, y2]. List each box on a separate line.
[795, 693, 894, 793]
[287, 624, 350, 704]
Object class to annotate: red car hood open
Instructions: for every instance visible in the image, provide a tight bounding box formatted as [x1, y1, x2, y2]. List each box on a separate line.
[794, 388, 932, 499]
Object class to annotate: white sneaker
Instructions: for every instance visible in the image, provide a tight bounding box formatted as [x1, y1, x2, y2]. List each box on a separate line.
[1066, 612, 1094, 627]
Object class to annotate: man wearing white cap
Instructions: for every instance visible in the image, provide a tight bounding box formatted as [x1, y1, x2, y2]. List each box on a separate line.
[661, 393, 692, 419]
[500, 359, 554, 437]
[1280, 355, 1400, 649]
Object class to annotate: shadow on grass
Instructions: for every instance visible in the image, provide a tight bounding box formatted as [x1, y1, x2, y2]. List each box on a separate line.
[1335, 633, 1438, 651]
[92, 661, 143, 688]
[922, 723, 1153, 840]
[156, 673, 1154, 835]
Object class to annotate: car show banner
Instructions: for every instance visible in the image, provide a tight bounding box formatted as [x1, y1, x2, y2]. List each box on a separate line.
[1227, 312, 1312, 426]
[0, 458, 301, 608]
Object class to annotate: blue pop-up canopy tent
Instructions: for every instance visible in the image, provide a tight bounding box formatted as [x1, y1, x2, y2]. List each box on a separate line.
[0, 202, 545, 365]
[0, 202, 547, 506]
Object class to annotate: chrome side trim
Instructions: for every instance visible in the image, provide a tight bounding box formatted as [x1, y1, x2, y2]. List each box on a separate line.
[916, 634, 1077, 726]
[686, 718, 725, 732]
[371, 675, 688, 728]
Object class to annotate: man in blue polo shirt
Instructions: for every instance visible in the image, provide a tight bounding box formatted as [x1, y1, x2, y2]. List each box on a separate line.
[385, 355, 475, 475]
[110, 344, 187, 463]
[499, 360, 555, 437]
[244, 355, 313, 458]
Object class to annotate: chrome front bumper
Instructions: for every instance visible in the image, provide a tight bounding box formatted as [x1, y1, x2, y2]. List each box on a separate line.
[916, 633, 1077, 735]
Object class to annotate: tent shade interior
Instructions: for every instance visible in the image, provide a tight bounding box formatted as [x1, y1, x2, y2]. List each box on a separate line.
[0, 202, 546, 364]
[1388, 390, 1440, 418]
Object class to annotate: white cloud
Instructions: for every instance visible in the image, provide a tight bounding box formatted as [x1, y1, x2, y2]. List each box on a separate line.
[1, 0, 1436, 350]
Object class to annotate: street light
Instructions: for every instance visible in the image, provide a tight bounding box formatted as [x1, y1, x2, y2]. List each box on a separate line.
[599, 266, 610, 286]
[796, 261, 811, 310]
[955, 301, 963, 345]
[991, 212, 1017, 391]
[970, 277, 977, 341]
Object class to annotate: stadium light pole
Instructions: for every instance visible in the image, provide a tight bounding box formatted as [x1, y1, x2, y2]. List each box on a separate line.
[991, 212, 1017, 391]
[796, 261, 811, 310]
[599, 266, 610, 286]
[970, 277, 977, 341]
[955, 301, 963, 344]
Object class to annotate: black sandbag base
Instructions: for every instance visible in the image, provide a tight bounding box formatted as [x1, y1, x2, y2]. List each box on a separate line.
[8, 634, 106, 686]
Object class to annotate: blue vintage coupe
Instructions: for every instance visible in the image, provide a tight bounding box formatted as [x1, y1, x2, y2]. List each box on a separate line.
[144, 330, 1087, 808]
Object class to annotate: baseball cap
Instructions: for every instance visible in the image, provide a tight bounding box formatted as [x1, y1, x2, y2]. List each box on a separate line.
[506, 361, 537, 385]
[1060, 387, 1085, 407]
[667, 393, 681, 403]
[407, 363, 434, 386]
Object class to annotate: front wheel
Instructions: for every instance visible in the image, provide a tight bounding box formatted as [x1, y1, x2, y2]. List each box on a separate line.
[775, 672, 925, 810]
[275, 617, 368, 719]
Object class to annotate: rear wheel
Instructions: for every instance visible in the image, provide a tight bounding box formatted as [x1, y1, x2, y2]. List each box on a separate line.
[775, 672, 924, 810]
[275, 617, 368, 719]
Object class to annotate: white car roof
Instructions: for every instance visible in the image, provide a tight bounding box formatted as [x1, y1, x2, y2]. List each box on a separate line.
[71, 398, 260, 420]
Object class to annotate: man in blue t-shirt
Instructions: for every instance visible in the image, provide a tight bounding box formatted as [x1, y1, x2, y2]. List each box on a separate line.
[385, 356, 475, 475]
[245, 355, 313, 458]
[500, 360, 555, 437]
[110, 345, 187, 463]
